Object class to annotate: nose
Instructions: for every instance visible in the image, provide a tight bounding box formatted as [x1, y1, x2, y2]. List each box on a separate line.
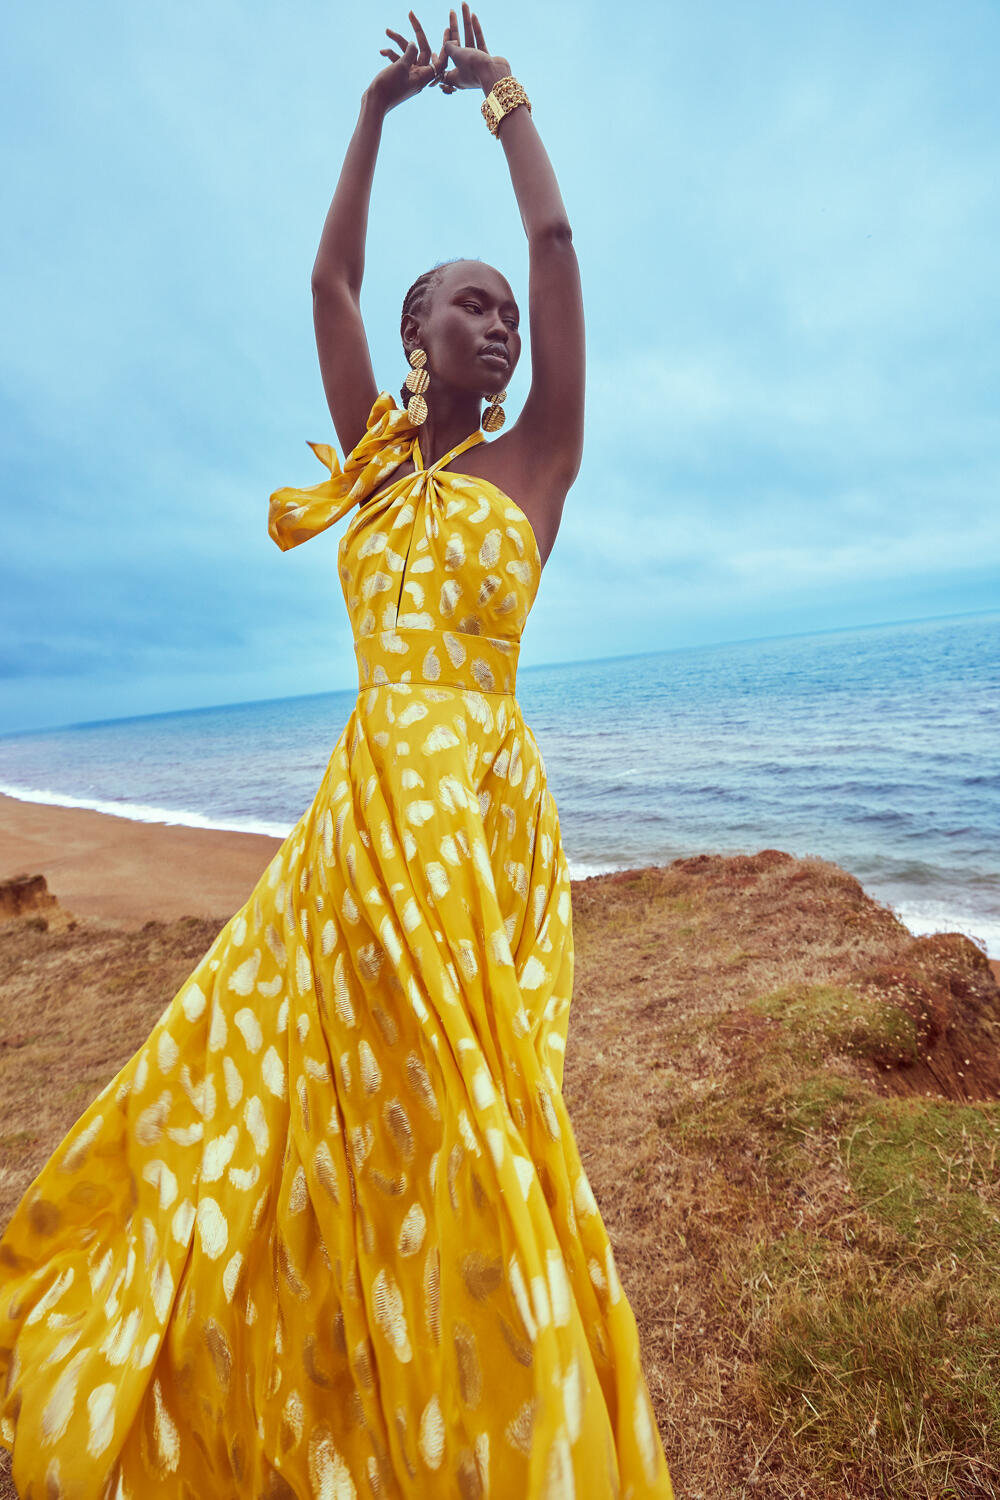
[485, 313, 509, 344]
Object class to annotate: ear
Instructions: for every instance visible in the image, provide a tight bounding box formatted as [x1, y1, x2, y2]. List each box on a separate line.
[400, 312, 422, 357]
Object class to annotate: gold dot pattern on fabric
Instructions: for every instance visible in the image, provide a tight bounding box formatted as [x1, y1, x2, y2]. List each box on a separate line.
[0, 390, 674, 1498]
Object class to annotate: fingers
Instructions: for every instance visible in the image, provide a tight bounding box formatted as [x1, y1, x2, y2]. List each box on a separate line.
[408, 9, 431, 62]
[380, 41, 415, 63]
[471, 11, 487, 50]
[385, 27, 408, 46]
[430, 30, 447, 83]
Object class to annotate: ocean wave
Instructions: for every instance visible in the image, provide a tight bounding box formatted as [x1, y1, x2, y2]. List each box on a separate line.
[890, 899, 1000, 959]
[565, 857, 631, 880]
[0, 782, 293, 841]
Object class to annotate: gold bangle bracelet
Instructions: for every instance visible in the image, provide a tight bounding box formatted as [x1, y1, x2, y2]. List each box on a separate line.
[481, 75, 531, 138]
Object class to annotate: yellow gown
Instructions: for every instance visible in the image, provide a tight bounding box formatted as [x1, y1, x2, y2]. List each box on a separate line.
[0, 392, 674, 1499]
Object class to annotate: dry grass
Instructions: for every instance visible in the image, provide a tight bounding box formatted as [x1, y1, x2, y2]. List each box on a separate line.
[566, 851, 1000, 1498]
[2, 849, 999, 1498]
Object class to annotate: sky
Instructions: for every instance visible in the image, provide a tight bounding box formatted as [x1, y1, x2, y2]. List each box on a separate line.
[2, 0, 998, 734]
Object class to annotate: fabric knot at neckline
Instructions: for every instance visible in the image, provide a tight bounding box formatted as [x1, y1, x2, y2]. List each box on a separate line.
[268, 391, 486, 553]
[356, 627, 519, 696]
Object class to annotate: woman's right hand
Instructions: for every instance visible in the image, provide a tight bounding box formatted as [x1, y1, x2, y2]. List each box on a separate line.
[367, 11, 439, 113]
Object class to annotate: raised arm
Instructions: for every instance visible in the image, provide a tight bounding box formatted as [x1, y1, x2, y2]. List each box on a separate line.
[311, 14, 439, 455]
[437, 6, 585, 491]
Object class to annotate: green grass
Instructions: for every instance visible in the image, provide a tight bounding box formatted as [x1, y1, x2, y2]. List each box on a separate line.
[756, 1276, 1000, 1496]
[743, 1088, 1000, 1494]
[751, 980, 921, 1067]
[844, 1099, 1000, 1254]
[652, 982, 1000, 1494]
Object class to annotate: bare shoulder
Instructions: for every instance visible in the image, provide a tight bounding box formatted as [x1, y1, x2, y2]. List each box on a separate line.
[455, 423, 575, 569]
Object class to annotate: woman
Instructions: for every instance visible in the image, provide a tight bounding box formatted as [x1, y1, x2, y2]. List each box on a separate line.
[0, 8, 675, 1496]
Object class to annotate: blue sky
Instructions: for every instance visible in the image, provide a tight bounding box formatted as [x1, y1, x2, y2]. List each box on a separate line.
[2, 0, 998, 733]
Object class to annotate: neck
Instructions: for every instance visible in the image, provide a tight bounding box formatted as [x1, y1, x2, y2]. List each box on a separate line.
[415, 386, 483, 465]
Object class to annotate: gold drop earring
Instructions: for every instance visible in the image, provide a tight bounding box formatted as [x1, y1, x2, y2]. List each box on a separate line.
[404, 348, 430, 425]
[482, 388, 507, 432]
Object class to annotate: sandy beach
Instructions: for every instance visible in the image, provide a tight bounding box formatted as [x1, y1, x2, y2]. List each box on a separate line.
[0, 791, 283, 926]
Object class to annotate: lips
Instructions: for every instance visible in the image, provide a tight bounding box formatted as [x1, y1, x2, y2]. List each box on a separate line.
[479, 345, 509, 366]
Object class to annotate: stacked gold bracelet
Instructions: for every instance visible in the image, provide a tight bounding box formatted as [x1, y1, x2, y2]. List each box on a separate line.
[481, 75, 531, 138]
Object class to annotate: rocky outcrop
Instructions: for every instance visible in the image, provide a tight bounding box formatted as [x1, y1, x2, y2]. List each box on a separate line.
[0, 873, 73, 930]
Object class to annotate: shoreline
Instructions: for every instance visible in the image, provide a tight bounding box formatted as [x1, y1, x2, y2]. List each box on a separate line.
[1, 791, 998, 985]
[0, 791, 283, 926]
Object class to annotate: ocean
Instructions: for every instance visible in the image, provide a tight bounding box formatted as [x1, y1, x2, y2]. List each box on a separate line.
[1, 610, 998, 955]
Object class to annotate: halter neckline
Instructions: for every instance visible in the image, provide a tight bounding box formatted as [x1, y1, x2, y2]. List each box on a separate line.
[411, 428, 486, 475]
[269, 392, 491, 553]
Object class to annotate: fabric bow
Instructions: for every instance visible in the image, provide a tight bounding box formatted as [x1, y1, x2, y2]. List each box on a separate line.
[268, 392, 418, 552]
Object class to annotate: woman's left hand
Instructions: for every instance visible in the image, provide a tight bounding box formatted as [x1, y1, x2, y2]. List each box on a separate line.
[431, 3, 508, 93]
[373, 11, 440, 111]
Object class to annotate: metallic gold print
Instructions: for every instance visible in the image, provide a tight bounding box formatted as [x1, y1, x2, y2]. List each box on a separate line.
[373, 1267, 412, 1362]
[395, 1406, 418, 1481]
[262, 1464, 297, 1500]
[453, 1320, 483, 1407]
[373, 1004, 399, 1046]
[0, 427, 674, 1500]
[504, 1397, 537, 1455]
[27, 1198, 61, 1237]
[461, 1249, 503, 1301]
[203, 1319, 233, 1390]
[352, 1338, 374, 1391]
[418, 1394, 445, 1469]
[448, 1143, 464, 1212]
[423, 1245, 441, 1345]
[497, 1312, 534, 1367]
[383, 1097, 415, 1161]
[313, 1140, 341, 1204]
[276, 1235, 311, 1303]
[150, 1379, 181, 1475]
[457, 1447, 485, 1500]
[229, 1432, 247, 1485]
[302, 1334, 333, 1388]
[369, 1166, 408, 1197]
[470, 1170, 489, 1217]
[280, 1387, 304, 1452]
[397, 1201, 426, 1255]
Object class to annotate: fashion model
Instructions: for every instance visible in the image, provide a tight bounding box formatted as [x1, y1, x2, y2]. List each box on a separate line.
[0, 8, 675, 1496]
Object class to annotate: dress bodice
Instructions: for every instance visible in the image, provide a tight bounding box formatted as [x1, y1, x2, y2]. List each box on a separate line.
[269, 392, 542, 694]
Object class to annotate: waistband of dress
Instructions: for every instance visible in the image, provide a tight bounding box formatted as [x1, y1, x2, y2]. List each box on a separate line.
[355, 627, 519, 695]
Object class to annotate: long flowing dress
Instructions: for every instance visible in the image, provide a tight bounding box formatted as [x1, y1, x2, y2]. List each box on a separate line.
[0, 392, 675, 1499]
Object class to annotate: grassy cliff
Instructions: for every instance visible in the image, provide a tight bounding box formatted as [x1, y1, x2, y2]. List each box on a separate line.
[1, 850, 998, 1498]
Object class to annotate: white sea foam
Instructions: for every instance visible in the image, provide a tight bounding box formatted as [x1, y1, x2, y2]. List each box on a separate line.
[0, 782, 293, 841]
[565, 858, 630, 880]
[890, 900, 1000, 960]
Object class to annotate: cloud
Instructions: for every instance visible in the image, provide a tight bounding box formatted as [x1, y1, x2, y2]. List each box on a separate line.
[1, 0, 998, 732]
